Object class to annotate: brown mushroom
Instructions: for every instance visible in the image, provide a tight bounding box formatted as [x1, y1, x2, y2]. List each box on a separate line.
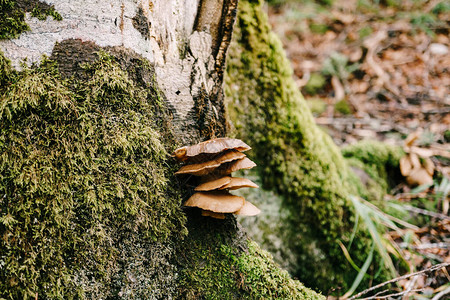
[201, 210, 226, 219]
[234, 201, 261, 216]
[216, 157, 256, 175]
[184, 191, 245, 213]
[172, 138, 251, 162]
[195, 176, 232, 191]
[175, 150, 246, 176]
[219, 177, 259, 190]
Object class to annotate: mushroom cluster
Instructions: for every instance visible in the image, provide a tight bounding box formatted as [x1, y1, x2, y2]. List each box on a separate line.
[173, 138, 261, 219]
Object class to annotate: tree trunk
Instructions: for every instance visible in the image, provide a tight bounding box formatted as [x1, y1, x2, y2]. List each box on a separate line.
[225, 0, 403, 293]
[0, 0, 322, 298]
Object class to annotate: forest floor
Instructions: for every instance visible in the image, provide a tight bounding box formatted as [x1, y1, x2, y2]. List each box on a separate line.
[266, 0, 449, 298]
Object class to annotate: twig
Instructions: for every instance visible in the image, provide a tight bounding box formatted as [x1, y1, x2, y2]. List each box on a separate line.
[403, 275, 419, 298]
[348, 262, 450, 300]
[358, 288, 424, 300]
[402, 205, 450, 221]
[398, 242, 450, 250]
[432, 286, 450, 300]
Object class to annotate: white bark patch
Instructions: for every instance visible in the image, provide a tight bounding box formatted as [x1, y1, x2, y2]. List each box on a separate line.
[0, 0, 217, 125]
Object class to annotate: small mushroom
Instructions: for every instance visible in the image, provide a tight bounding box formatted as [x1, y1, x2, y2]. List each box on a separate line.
[175, 150, 246, 176]
[201, 210, 226, 219]
[195, 176, 232, 191]
[172, 138, 251, 162]
[234, 201, 261, 216]
[176, 138, 261, 219]
[184, 191, 245, 213]
[219, 177, 259, 190]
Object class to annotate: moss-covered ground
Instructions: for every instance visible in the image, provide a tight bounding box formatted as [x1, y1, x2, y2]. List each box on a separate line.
[225, 0, 404, 293]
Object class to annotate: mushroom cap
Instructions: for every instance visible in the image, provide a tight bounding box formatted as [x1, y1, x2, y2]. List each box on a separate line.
[184, 191, 245, 213]
[172, 147, 187, 161]
[201, 210, 226, 219]
[216, 157, 256, 175]
[195, 176, 232, 191]
[175, 150, 246, 176]
[172, 138, 251, 161]
[234, 201, 261, 216]
[219, 177, 259, 190]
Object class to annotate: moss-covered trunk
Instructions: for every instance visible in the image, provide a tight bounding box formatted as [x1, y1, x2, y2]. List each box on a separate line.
[0, 0, 322, 298]
[225, 0, 402, 293]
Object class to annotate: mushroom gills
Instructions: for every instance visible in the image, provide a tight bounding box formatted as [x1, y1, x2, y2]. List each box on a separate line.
[175, 150, 246, 176]
[201, 210, 226, 219]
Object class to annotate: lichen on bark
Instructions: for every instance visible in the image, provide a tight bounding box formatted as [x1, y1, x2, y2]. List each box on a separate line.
[0, 0, 62, 40]
[225, 0, 397, 292]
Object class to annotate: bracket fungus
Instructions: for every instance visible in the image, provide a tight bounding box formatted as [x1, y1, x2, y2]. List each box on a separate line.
[173, 138, 261, 219]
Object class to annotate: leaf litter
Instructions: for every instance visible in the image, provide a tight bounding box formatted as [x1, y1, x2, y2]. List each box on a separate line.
[267, 0, 449, 298]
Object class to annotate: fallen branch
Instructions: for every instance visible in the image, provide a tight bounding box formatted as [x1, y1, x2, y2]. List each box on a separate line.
[358, 288, 424, 300]
[402, 205, 450, 221]
[348, 262, 450, 300]
[432, 285, 450, 300]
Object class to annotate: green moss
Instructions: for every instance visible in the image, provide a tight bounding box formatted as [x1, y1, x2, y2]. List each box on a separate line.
[335, 99, 352, 115]
[342, 140, 404, 201]
[0, 0, 62, 40]
[31, 5, 62, 21]
[303, 72, 326, 95]
[225, 0, 391, 292]
[0, 1, 29, 40]
[0, 51, 186, 298]
[177, 214, 323, 299]
[235, 241, 322, 299]
[306, 98, 326, 115]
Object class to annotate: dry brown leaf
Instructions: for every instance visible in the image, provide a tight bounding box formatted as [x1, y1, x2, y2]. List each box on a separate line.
[410, 146, 450, 159]
[409, 153, 421, 170]
[423, 158, 435, 176]
[400, 155, 413, 176]
[404, 131, 421, 147]
[406, 168, 434, 186]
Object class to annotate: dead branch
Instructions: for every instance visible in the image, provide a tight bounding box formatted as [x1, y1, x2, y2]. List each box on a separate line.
[431, 286, 450, 300]
[358, 288, 424, 300]
[401, 205, 450, 221]
[348, 262, 450, 300]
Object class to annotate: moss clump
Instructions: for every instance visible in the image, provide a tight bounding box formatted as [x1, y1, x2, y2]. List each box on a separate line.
[30, 6, 62, 21]
[0, 0, 62, 40]
[225, 0, 390, 292]
[342, 140, 404, 201]
[0, 51, 186, 298]
[0, 1, 29, 39]
[334, 99, 352, 115]
[177, 213, 323, 300]
[303, 72, 326, 95]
